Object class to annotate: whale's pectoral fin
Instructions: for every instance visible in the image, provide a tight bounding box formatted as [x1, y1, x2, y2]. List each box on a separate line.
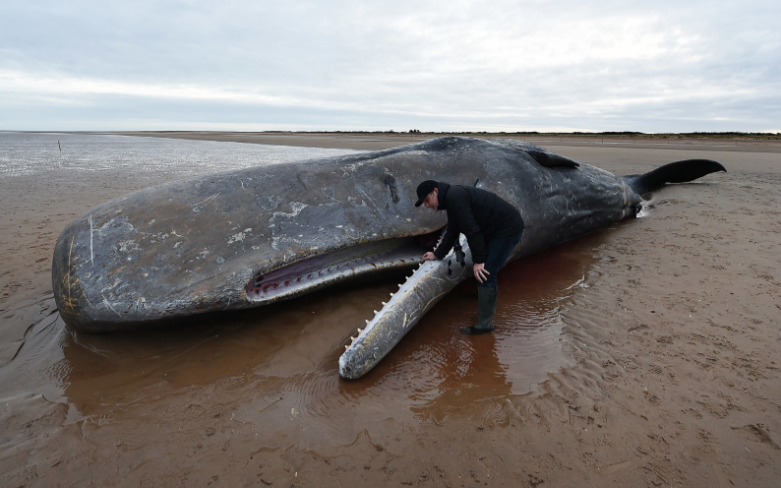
[528, 150, 580, 169]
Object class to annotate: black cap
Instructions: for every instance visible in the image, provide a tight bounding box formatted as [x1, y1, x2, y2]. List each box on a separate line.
[415, 180, 438, 207]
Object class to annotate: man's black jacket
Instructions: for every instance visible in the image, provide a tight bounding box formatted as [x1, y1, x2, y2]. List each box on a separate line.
[432, 182, 524, 263]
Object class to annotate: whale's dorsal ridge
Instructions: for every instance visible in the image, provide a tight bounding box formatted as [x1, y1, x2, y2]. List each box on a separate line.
[527, 149, 580, 169]
[478, 137, 580, 169]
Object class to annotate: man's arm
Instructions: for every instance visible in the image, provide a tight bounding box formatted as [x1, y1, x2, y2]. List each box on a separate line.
[423, 226, 457, 261]
[432, 225, 458, 260]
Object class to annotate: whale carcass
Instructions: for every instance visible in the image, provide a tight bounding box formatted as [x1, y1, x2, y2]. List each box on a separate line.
[51, 137, 725, 378]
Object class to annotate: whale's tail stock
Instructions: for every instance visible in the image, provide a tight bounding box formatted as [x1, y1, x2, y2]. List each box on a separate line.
[622, 159, 726, 196]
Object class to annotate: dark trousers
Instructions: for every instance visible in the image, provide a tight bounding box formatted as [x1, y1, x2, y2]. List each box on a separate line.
[478, 230, 523, 288]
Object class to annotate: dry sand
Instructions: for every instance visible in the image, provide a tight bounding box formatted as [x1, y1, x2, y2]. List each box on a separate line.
[1, 133, 780, 487]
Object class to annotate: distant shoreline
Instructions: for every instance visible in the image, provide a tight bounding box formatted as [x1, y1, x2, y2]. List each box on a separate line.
[19, 130, 779, 153]
[8, 130, 781, 153]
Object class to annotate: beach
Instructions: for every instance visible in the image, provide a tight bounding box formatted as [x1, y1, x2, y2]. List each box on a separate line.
[1, 132, 780, 487]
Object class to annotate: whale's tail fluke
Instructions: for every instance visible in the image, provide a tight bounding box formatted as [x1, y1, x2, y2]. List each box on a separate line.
[623, 159, 726, 196]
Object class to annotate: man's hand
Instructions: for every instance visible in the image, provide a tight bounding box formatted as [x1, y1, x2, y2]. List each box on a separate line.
[422, 252, 437, 261]
[473, 262, 490, 283]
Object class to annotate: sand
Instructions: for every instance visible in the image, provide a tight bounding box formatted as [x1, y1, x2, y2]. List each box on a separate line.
[1, 133, 780, 487]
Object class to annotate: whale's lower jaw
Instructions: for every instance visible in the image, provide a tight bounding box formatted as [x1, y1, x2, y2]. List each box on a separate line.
[339, 235, 474, 379]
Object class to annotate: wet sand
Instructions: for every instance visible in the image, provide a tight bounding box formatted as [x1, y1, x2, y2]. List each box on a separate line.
[2, 133, 781, 487]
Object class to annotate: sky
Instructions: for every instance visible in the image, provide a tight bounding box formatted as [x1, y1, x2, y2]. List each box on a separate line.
[1, 0, 779, 133]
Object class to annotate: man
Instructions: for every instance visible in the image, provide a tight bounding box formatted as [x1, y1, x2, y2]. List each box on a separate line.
[415, 180, 524, 335]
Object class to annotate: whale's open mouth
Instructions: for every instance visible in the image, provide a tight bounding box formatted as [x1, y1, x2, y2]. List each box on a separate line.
[246, 229, 442, 302]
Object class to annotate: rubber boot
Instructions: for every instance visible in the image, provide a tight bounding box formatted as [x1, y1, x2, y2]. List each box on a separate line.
[461, 286, 498, 335]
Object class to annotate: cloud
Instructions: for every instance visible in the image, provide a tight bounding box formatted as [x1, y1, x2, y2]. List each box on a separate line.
[1, 0, 779, 131]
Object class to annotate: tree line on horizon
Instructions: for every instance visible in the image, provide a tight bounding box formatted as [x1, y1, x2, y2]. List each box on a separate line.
[276, 130, 781, 139]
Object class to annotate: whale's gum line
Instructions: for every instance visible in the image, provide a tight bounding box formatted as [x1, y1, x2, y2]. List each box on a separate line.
[246, 237, 428, 301]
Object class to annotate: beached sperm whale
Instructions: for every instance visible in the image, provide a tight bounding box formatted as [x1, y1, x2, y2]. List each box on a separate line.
[51, 137, 725, 378]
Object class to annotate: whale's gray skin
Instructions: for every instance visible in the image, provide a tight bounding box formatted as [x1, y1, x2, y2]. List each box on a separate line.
[52, 137, 725, 379]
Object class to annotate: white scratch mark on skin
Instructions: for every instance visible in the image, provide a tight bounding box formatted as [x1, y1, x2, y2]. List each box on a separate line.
[239, 179, 245, 189]
[194, 193, 220, 208]
[322, 187, 339, 203]
[89, 214, 94, 265]
[355, 187, 388, 222]
[102, 297, 122, 317]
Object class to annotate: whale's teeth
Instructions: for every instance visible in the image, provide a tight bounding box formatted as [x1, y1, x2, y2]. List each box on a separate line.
[381, 301, 387, 305]
[344, 344, 349, 350]
[398, 283, 402, 288]
[350, 336, 355, 341]
[365, 319, 369, 324]
[357, 327, 362, 333]
[373, 310, 378, 314]
[390, 293, 394, 297]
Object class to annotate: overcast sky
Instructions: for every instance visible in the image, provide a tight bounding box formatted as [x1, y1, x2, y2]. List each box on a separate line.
[1, 0, 779, 132]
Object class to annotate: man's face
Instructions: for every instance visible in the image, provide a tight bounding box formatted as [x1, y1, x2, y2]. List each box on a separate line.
[423, 189, 439, 211]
